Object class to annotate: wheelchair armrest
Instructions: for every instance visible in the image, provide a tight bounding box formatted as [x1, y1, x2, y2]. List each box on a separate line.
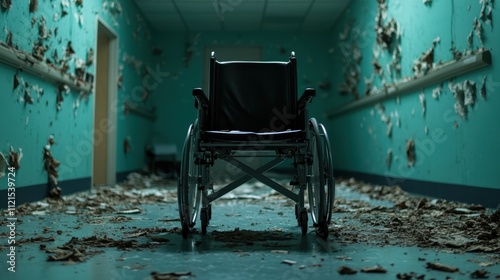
[193, 88, 209, 109]
[298, 88, 316, 110]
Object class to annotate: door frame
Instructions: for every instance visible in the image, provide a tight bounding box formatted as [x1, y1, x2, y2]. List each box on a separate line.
[92, 17, 118, 186]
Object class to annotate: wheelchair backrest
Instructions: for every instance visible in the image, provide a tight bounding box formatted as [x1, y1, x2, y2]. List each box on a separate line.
[208, 53, 299, 132]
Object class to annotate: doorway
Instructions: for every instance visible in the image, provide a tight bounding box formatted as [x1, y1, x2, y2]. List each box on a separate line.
[92, 19, 118, 186]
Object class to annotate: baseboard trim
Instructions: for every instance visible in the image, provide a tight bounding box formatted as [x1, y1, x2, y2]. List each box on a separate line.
[0, 177, 91, 209]
[334, 169, 500, 209]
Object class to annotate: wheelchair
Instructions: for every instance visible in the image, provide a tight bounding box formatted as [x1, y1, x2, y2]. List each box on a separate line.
[178, 51, 334, 239]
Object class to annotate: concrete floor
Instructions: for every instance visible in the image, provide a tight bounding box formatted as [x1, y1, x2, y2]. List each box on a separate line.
[1, 176, 499, 280]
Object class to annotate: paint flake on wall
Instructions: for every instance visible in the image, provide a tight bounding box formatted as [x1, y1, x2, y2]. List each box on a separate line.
[432, 84, 442, 99]
[419, 91, 426, 116]
[44, 136, 62, 199]
[473, 18, 484, 46]
[479, 0, 494, 28]
[480, 76, 487, 99]
[9, 147, 23, 170]
[449, 82, 467, 119]
[386, 149, 392, 169]
[413, 38, 439, 76]
[1, 0, 12, 10]
[406, 139, 416, 167]
[0, 152, 8, 179]
[463, 80, 477, 108]
[29, 0, 38, 13]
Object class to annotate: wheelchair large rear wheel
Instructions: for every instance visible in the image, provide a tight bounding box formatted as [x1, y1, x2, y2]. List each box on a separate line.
[319, 123, 335, 223]
[307, 118, 330, 239]
[178, 122, 202, 238]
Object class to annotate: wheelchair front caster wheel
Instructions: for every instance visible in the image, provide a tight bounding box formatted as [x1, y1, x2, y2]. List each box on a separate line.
[295, 204, 301, 226]
[316, 221, 328, 240]
[181, 221, 189, 239]
[300, 209, 308, 235]
[207, 204, 212, 220]
[201, 209, 208, 235]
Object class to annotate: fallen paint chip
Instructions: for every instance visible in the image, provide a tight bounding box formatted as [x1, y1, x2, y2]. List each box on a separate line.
[397, 272, 425, 279]
[281, 260, 297, 265]
[150, 271, 192, 280]
[361, 264, 387, 273]
[426, 262, 459, 272]
[271, 250, 289, 254]
[338, 265, 357, 275]
[117, 208, 141, 214]
[470, 269, 489, 279]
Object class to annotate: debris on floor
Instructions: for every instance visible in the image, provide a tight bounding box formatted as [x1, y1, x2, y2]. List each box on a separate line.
[281, 259, 297, 266]
[338, 265, 357, 275]
[361, 264, 387, 273]
[14, 173, 176, 216]
[396, 272, 426, 279]
[150, 271, 193, 280]
[470, 269, 490, 279]
[425, 262, 459, 272]
[3, 171, 500, 278]
[333, 177, 500, 254]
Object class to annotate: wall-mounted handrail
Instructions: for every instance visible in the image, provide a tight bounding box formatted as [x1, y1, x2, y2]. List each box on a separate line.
[328, 49, 492, 118]
[0, 43, 92, 93]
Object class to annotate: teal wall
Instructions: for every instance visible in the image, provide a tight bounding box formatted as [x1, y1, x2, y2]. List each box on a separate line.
[0, 1, 155, 193]
[152, 31, 334, 158]
[327, 0, 500, 190]
[2, 0, 498, 203]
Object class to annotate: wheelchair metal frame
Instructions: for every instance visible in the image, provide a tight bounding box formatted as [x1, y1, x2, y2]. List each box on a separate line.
[178, 52, 334, 239]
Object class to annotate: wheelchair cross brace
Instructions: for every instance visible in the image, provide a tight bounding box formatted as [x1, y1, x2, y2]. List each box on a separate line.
[223, 156, 299, 201]
[205, 156, 301, 203]
[204, 156, 295, 202]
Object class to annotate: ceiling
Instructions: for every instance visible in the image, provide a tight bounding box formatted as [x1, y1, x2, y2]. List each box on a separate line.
[134, 0, 352, 32]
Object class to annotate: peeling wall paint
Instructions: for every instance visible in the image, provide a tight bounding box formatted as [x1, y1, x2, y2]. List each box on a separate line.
[0, 0, 156, 192]
[328, 0, 500, 190]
